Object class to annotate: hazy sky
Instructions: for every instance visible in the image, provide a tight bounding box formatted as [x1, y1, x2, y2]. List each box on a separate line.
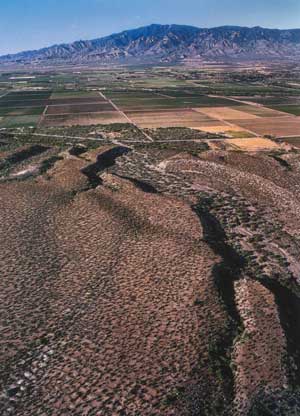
[1, 0, 300, 55]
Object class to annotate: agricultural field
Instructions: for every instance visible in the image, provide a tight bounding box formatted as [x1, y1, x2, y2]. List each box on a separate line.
[41, 112, 128, 127]
[234, 117, 300, 137]
[226, 137, 280, 151]
[0, 91, 51, 127]
[268, 105, 300, 116]
[2, 65, 298, 130]
[126, 109, 218, 128]
[1, 65, 300, 140]
[50, 90, 100, 99]
[279, 136, 300, 148]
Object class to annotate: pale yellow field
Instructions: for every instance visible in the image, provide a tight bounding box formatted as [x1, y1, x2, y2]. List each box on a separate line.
[194, 106, 259, 120]
[226, 137, 280, 151]
[127, 109, 217, 128]
[194, 124, 249, 134]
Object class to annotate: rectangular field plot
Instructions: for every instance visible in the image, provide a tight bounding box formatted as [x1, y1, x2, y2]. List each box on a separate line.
[268, 105, 300, 116]
[0, 106, 44, 116]
[0, 91, 51, 110]
[194, 106, 259, 120]
[126, 109, 219, 128]
[237, 96, 300, 106]
[237, 105, 290, 118]
[50, 91, 100, 99]
[47, 97, 106, 105]
[194, 124, 251, 135]
[232, 117, 300, 137]
[0, 99, 48, 108]
[105, 91, 160, 99]
[281, 137, 300, 148]
[0, 115, 40, 128]
[130, 77, 189, 88]
[227, 137, 280, 151]
[0, 90, 51, 126]
[41, 112, 128, 127]
[45, 102, 114, 115]
[172, 96, 241, 107]
[4, 91, 52, 100]
[161, 90, 210, 98]
[114, 95, 240, 111]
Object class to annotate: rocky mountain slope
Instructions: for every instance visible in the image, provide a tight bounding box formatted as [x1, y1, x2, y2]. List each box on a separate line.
[1, 24, 300, 66]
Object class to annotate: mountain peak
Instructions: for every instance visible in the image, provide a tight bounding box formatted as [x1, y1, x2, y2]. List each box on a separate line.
[1, 24, 300, 66]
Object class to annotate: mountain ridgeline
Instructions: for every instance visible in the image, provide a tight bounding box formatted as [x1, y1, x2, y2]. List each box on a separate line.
[1, 24, 300, 66]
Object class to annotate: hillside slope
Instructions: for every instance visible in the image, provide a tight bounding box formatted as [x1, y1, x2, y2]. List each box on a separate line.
[1, 133, 300, 415]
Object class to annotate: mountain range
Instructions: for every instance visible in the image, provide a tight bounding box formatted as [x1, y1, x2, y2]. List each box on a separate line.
[1, 24, 300, 66]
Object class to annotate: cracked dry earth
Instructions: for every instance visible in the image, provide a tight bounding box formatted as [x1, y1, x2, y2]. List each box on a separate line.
[1, 144, 300, 415]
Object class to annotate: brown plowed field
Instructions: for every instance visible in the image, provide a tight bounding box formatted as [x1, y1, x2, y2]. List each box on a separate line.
[232, 116, 300, 137]
[41, 112, 127, 126]
[237, 105, 290, 118]
[45, 102, 114, 115]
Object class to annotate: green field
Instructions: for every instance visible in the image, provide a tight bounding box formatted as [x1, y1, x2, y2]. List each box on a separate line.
[0, 115, 40, 128]
[240, 96, 300, 105]
[50, 91, 101, 99]
[4, 91, 52, 100]
[0, 67, 299, 129]
[130, 77, 190, 88]
[112, 95, 240, 110]
[0, 106, 44, 116]
[105, 91, 160, 99]
[269, 105, 300, 116]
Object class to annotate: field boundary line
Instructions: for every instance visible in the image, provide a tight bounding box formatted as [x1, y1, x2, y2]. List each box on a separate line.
[0, 91, 8, 99]
[208, 94, 298, 117]
[99, 91, 154, 143]
[37, 105, 49, 127]
[47, 101, 108, 108]
[278, 135, 300, 138]
[43, 110, 119, 117]
[191, 108, 258, 137]
[208, 94, 263, 107]
[155, 93, 176, 99]
[0, 131, 106, 142]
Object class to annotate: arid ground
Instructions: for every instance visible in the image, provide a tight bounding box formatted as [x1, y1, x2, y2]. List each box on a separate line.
[1, 65, 300, 415]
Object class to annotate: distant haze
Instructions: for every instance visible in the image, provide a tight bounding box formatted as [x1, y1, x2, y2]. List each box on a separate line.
[0, 0, 300, 55]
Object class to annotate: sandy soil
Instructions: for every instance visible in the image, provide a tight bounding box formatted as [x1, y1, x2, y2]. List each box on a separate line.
[194, 106, 259, 120]
[226, 137, 280, 151]
[194, 124, 248, 134]
[126, 109, 217, 128]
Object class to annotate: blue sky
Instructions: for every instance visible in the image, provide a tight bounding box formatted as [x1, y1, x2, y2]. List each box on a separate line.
[1, 0, 300, 55]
